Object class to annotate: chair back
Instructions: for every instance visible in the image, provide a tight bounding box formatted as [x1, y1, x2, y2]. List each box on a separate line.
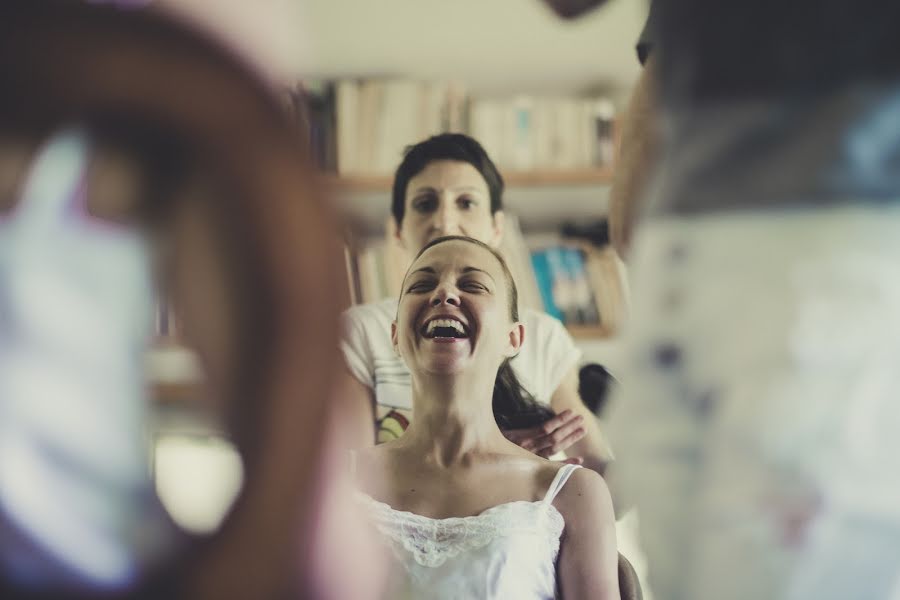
[618, 552, 643, 600]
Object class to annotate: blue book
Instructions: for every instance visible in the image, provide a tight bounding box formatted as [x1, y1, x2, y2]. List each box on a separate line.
[545, 246, 579, 324]
[530, 250, 563, 321]
[561, 247, 599, 325]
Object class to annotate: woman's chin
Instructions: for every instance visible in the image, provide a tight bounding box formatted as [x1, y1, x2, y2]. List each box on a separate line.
[410, 337, 477, 374]
[421, 354, 471, 375]
[423, 360, 466, 375]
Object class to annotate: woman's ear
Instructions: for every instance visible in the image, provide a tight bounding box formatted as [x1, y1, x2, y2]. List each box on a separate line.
[391, 321, 400, 356]
[388, 215, 407, 251]
[490, 210, 506, 247]
[505, 322, 524, 358]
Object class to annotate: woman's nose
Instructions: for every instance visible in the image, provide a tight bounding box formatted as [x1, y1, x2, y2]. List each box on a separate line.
[430, 285, 460, 307]
[434, 203, 460, 234]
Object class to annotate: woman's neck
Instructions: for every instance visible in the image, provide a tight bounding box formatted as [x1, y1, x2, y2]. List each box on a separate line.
[402, 372, 510, 467]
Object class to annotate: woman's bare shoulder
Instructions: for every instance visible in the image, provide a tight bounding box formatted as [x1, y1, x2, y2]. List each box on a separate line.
[552, 466, 615, 523]
[355, 437, 410, 463]
[352, 443, 404, 495]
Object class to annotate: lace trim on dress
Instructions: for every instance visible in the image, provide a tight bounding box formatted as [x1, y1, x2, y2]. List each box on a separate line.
[356, 493, 566, 568]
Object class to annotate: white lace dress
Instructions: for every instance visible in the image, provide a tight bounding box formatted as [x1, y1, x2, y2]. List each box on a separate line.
[356, 463, 581, 599]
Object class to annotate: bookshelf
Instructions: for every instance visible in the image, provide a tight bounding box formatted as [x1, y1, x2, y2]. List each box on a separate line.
[312, 75, 625, 348]
[152, 381, 202, 404]
[566, 323, 613, 339]
[331, 166, 613, 193]
[500, 167, 615, 187]
[148, 78, 627, 403]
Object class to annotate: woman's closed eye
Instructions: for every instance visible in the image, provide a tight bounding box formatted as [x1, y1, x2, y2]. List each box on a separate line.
[406, 279, 435, 293]
[459, 279, 489, 293]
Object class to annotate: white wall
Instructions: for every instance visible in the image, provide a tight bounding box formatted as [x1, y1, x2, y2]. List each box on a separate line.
[159, 0, 648, 101]
[299, 0, 648, 99]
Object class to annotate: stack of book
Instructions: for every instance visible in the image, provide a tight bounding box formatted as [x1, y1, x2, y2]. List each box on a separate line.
[530, 244, 599, 325]
[296, 78, 616, 176]
[297, 79, 467, 175]
[342, 218, 409, 305]
[469, 95, 615, 173]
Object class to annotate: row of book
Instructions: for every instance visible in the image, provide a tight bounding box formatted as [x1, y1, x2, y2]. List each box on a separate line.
[342, 215, 627, 334]
[532, 241, 629, 332]
[342, 217, 408, 308]
[297, 78, 616, 176]
[470, 96, 615, 173]
[532, 246, 599, 325]
[297, 79, 466, 175]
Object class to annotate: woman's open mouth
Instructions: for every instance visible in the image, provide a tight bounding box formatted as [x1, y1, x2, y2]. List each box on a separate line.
[420, 317, 470, 341]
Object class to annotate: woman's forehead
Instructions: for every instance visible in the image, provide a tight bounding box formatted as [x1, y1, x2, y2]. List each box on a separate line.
[413, 240, 503, 276]
[407, 160, 489, 195]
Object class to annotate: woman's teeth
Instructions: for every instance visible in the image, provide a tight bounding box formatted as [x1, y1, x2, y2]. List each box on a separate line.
[425, 318, 467, 338]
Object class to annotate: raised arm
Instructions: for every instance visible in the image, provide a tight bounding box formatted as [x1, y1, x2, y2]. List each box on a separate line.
[503, 316, 614, 471]
[555, 366, 635, 519]
[551, 365, 614, 475]
[555, 468, 620, 600]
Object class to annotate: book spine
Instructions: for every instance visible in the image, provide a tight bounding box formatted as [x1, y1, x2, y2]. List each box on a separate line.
[590, 98, 616, 167]
[562, 246, 599, 325]
[505, 96, 535, 171]
[530, 249, 563, 321]
[335, 79, 360, 174]
[545, 245, 577, 324]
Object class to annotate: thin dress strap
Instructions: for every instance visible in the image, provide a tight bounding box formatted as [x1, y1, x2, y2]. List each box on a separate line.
[542, 463, 582, 504]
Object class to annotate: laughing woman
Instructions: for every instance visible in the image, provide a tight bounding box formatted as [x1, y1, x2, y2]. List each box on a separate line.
[353, 236, 619, 600]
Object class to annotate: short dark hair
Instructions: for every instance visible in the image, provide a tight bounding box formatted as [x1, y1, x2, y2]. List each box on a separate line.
[391, 133, 505, 227]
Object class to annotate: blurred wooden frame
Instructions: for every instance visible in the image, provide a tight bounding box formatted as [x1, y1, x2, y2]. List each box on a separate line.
[542, 0, 610, 19]
[0, 1, 344, 598]
[618, 552, 644, 600]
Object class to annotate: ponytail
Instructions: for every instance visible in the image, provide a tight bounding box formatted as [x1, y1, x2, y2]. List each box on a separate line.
[492, 358, 555, 430]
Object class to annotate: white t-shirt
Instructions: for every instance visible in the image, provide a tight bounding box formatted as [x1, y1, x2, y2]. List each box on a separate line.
[340, 298, 581, 412]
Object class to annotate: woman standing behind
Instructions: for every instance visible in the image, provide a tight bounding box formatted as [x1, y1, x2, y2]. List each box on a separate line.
[340, 134, 612, 476]
[353, 236, 619, 599]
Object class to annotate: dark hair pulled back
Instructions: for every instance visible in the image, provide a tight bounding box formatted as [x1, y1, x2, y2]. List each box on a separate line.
[411, 236, 555, 430]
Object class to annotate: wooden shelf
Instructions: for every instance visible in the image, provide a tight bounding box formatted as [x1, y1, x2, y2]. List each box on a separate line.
[565, 323, 613, 339]
[504, 167, 614, 187]
[146, 341, 204, 403]
[329, 167, 614, 194]
[152, 380, 203, 403]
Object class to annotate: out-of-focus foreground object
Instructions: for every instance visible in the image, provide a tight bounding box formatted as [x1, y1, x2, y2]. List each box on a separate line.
[618, 552, 643, 600]
[541, 0, 610, 20]
[609, 1, 900, 599]
[608, 54, 658, 258]
[0, 0, 360, 598]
